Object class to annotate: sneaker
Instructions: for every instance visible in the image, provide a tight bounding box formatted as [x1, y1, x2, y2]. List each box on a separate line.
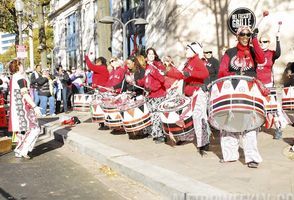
[247, 161, 259, 168]
[41, 114, 46, 117]
[50, 113, 57, 117]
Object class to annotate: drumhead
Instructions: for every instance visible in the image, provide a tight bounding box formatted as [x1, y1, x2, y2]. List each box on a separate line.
[158, 96, 190, 112]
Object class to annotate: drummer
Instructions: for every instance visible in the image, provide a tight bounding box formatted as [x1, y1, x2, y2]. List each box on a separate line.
[101, 57, 127, 93]
[122, 55, 146, 97]
[256, 33, 282, 139]
[181, 42, 210, 155]
[218, 26, 265, 168]
[137, 47, 167, 143]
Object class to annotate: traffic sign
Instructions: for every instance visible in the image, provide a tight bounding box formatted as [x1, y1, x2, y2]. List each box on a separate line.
[16, 45, 28, 59]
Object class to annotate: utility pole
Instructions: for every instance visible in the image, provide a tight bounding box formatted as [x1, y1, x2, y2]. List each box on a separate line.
[37, 1, 47, 68]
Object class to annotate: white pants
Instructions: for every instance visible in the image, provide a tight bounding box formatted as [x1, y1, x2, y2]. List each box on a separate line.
[220, 130, 262, 163]
[14, 127, 41, 157]
[191, 89, 210, 147]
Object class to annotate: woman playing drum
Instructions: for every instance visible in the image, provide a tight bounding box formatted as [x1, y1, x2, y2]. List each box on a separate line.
[137, 48, 167, 143]
[182, 42, 210, 155]
[217, 26, 265, 168]
[256, 33, 283, 139]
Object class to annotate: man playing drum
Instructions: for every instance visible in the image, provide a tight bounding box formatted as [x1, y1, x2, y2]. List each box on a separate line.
[218, 26, 265, 168]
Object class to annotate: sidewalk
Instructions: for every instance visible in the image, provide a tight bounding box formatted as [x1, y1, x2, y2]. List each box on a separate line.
[44, 111, 294, 199]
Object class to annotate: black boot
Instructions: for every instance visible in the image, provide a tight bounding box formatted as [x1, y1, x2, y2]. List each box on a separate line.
[198, 144, 209, 156]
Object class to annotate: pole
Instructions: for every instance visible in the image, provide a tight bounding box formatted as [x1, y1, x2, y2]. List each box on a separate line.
[18, 11, 23, 46]
[122, 24, 127, 61]
[29, 26, 34, 70]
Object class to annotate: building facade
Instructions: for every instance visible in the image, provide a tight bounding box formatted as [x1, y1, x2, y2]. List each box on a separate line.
[0, 33, 16, 54]
[49, 0, 99, 70]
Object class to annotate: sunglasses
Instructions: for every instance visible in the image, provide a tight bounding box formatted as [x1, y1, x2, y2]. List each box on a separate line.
[204, 51, 212, 54]
[260, 41, 269, 43]
[239, 32, 252, 37]
[110, 60, 115, 63]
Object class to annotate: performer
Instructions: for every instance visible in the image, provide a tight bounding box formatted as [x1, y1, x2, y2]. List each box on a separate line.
[8, 59, 42, 159]
[123, 55, 146, 96]
[256, 33, 282, 139]
[137, 48, 167, 143]
[102, 57, 127, 93]
[218, 26, 265, 168]
[85, 54, 109, 88]
[182, 42, 210, 155]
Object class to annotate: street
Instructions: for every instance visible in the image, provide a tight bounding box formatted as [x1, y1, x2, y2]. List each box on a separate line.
[0, 139, 133, 200]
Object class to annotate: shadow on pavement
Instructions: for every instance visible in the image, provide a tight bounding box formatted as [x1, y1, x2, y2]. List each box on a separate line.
[30, 139, 63, 158]
[0, 187, 18, 200]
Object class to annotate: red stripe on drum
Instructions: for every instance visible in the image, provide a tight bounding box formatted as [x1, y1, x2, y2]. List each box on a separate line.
[282, 98, 294, 102]
[162, 120, 194, 132]
[211, 94, 264, 105]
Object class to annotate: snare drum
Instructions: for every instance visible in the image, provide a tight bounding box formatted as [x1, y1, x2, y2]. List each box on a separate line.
[158, 96, 194, 142]
[208, 75, 265, 132]
[119, 96, 151, 134]
[73, 94, 92, 112]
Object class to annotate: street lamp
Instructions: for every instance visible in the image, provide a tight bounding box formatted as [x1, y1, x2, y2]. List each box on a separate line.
[14, 0, 24, 46]
[99, 16, 148, 61]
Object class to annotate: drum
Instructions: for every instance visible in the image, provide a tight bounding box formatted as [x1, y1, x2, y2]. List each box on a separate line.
[282, 86, 294, 111]
[73, 94, 92, 112]
[100, 93, 130, 128]
[119, 96, 151, 134]
[158, 96, 194, 142]
[90, 93, 104, 123]
[208, 75, 265, 132]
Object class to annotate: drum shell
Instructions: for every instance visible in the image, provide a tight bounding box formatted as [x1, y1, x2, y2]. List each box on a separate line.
[158, 96, 195, 142]
[282, 86, 294, 111]
[73, 94, 92, 112]
[120, 100, 151, 133]
[208, 76, 265, 132]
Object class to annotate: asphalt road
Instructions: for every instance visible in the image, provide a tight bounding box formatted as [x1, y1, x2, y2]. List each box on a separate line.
[0, 139, 124, 200]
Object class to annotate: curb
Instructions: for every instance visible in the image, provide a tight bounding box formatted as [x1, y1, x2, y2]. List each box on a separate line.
[50, 127, 228, 199]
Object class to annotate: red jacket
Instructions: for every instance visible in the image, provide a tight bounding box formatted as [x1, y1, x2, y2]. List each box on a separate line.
[164, 66, 184, 89]
[256, 50, 277, 84]
[182, 55, 209, 96]
[85, 55, 109, 87]
[104, 66, 127, 93]
[137, 61, 166, 98]
[218, 37, 265, 78]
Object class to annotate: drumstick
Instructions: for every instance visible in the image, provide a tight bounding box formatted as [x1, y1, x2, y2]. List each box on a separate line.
[255, 10, 269, 29]
[97, 85, 114, 92]
[277, 21, 282, 33]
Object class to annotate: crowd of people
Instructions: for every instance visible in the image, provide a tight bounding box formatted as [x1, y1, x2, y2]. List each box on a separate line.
[2, 25, 294, 164]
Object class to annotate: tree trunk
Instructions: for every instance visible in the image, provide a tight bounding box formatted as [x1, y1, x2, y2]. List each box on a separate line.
[97, 0, 111, 60]
[37, 2, 47, 68]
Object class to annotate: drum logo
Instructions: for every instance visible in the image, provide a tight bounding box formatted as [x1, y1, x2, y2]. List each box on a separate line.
[228, 7, 256, 35]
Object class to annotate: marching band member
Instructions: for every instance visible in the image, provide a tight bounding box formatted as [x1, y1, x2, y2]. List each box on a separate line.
[85, 54, 109, 88]
[137, 48, 167, 143]
[182, 42, 210, 155]
[218, 26, 265, 168]
[122, 55, 146, 96]
[8, 59, 42, 159]
[103, 57, 127, 93]
[256, 33, 282, 139]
